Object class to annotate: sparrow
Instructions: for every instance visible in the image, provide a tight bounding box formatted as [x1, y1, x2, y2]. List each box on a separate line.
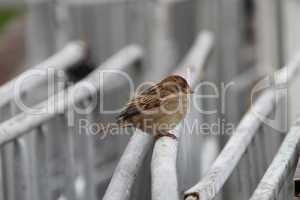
[117, 75, 193, 140]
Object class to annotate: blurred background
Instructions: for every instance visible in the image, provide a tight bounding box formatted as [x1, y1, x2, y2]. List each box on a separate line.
[1, 0, 300, 200]
[1, 0, 300, 119]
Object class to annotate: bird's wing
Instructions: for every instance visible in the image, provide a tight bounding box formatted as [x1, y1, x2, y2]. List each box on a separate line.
[140, 84, 160, 95]
[118, 94, 161, 122]
[117, 79, 178, 123]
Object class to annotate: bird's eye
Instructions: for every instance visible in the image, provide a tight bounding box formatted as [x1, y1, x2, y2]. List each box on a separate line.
[171, 85, 177, 92]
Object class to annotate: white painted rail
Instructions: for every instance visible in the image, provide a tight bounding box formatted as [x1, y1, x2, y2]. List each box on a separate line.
[151, 31, 214, 200]
[0, 45, 142, 145]
[249, 119, 300, 200]
[184, 51, 300, 200]
[0, 41, 88, 200]
[1, 0, 298, 199]
[102, 31, 214, 200]
[0, 41, 87, 114]
[0, 45, 143, 200]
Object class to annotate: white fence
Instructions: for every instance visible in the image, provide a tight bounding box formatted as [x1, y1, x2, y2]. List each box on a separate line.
[184, 52, 300, 200]
[0, 0, 300, 199]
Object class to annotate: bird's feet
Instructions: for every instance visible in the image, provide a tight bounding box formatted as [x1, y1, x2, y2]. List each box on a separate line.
[154, 131, 177, 141]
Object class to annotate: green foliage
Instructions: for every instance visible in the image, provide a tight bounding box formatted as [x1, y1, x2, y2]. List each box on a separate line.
[0, 8, 23, 31]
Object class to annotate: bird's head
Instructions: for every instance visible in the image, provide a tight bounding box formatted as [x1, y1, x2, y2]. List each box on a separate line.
[160, 75, 193, 95]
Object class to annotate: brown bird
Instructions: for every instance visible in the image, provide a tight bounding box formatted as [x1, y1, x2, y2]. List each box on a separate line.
[117, 75, 193, 140]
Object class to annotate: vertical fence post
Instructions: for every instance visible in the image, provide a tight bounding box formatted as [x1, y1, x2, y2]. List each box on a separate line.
[255, 0, 284, 74]
[282, 0, 300, 131]
[218, 0, 245, 199]
[25, 0, 56, 65]
[255, 0, 287, 175]
[44, 114, 76, 200]
[194, 3, 222, 198]
[66, 0, 128, 64]
[0, 98, 33, 200]
[149, 0, 197, 81]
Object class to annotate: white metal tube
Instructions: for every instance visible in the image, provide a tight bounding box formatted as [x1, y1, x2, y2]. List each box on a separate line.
[184, 51, 300, 200]
[0, 41, 87, 108]
[250, 119, 300, 200]
[103, 31, 213, 200]
[151, 31, 214, 200]
[0, 45, 143, 145]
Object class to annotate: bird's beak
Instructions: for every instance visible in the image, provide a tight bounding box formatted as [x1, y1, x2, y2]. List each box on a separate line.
[189, 89, 194, 94]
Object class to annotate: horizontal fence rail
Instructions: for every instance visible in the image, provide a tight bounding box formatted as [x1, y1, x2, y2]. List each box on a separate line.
[0, 41, 87, 119]
[1, 0, 299, 199]
[0, 44, 143, 145]
[0, 41, 88, 200]
[249, 118, 300, 200]
[0, 45, 143, 200]
[184, 51, 300, 200]
[102, 31, 214, 200]
[151, 31, 214, 200]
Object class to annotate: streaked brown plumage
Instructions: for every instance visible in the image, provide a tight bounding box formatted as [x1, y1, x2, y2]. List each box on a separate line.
[117, 75, 193, 139]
